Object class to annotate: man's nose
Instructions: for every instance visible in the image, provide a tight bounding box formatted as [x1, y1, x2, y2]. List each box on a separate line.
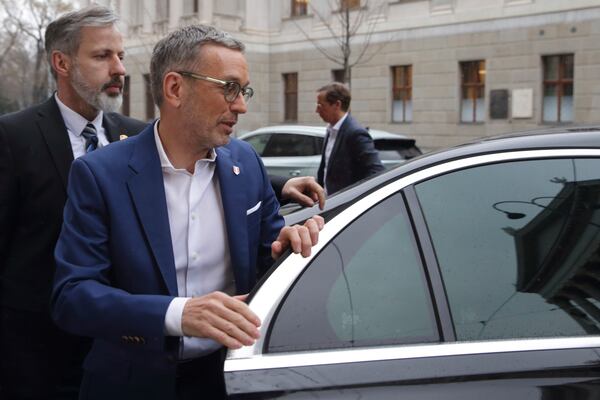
[111, 55, 126, 76]
[230, 92, 248, 114]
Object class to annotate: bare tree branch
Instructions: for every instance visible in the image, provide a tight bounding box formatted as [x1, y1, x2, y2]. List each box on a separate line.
[292, 0, 387, 87]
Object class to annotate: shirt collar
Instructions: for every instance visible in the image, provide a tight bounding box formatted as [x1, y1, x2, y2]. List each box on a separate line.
[54, 92, 103, 136]
[153, 119, 217, 172]
[329, 112, 349, 133]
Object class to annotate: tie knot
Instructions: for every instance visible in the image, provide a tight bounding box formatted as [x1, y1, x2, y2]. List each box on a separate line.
[81, 123, 98, 153]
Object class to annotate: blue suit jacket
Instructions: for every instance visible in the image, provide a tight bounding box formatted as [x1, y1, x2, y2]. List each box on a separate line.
[317, 114, 384, 195]
[51, 124, 283, 378]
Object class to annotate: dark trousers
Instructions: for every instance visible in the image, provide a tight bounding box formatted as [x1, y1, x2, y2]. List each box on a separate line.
[79, 349, 227, 400]
[0, 306, 90, 400]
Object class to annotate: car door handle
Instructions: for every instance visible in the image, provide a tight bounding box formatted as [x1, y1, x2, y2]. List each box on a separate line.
[289, 170, 301, 177]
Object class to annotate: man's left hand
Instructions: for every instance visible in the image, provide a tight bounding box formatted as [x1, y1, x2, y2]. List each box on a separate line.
[271, 215, 325, 259]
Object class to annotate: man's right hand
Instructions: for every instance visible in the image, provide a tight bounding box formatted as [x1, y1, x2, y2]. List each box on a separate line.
[181, 292, 260, 349]
[281, 176, 326, 210]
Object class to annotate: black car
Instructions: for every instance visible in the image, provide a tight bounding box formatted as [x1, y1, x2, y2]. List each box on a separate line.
[225, 126, 600, 399]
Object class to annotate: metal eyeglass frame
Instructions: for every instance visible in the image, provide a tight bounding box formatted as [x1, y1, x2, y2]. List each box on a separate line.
[177, 71, 254, 103]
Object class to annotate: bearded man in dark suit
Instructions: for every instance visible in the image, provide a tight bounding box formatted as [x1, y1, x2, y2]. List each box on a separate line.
[0, 5, 146, 399]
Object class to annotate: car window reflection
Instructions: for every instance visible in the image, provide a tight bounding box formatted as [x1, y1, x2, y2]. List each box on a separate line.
[416, 158, 600, 340]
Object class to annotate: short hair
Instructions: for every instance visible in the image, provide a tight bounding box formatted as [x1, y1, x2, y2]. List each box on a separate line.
[150, 25, 245, 107]
[45, 5, 119, 79]
[317, 82, 351, 111]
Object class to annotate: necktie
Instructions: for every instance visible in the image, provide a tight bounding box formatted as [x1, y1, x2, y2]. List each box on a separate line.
[81, 123, 98, 153]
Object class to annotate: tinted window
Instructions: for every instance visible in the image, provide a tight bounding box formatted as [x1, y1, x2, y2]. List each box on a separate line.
[375, 139, 421, 160]
[415, 158, 600, 341]
[244, 134, 271, 156]
[263, 134, 321, 157]
[267, 193, 439, 353]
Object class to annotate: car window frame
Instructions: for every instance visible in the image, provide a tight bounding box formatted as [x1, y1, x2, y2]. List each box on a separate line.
[227, 149, 600, 367]
[264, 190, 442, 353]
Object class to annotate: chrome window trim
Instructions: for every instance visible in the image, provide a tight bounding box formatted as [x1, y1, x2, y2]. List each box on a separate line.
[228, 149, 600, 361]
[225, 336, 600, 372]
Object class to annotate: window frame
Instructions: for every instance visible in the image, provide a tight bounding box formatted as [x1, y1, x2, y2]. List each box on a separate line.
[460, 60, 486, 123]
[265, 191, 440, 353]
[391, 65, 413, 123]
[291, 0, 308, 17]
[542, 54, 574, 123]
[283, 73, 299, 122]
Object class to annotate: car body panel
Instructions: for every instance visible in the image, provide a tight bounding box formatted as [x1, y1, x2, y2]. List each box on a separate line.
[226, 127, 600, 399]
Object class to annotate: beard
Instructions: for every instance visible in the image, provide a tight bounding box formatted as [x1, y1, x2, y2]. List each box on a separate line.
[70, 63, 123, 113]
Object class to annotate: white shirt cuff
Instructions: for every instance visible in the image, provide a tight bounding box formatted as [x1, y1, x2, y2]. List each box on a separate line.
[164, 297, 191, 336]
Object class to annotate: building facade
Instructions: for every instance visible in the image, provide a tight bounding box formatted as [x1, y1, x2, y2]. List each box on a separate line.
[95, 0, 600, 149]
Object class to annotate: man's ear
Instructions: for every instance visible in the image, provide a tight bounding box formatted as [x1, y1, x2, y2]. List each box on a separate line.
[163, 72, 184, 108]
[51, 51, 71, 78]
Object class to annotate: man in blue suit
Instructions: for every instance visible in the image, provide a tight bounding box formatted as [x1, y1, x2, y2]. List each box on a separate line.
[316, 82, 384, 195]
[52, 25, 322, 400]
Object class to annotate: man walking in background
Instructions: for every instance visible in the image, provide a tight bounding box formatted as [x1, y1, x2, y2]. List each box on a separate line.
[316, 82, 384, 195]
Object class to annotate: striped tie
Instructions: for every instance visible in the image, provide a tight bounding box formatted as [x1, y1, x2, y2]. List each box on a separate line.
[81, 123, 98, 153]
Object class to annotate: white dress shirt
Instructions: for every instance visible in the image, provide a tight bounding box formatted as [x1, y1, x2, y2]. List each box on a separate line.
[54, 93, 110, 159]
[155, 122, 235, 360]
[323, 112, 349, 194]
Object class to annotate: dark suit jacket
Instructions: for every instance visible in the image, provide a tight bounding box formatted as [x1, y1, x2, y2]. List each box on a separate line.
[317, 114, 384, 195]
[51, 125, 283, 384]
[0, 96, 147, 312]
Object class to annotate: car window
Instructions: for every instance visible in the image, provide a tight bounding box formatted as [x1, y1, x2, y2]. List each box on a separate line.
[415, 158, 600, 341]
[267, 192, 439, 353]
[244, 134, 271, 156]
[262, 134, 321, 157]
[375, 139, 422, 160]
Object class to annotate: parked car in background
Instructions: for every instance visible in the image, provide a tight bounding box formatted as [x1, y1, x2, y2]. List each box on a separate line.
[225, 126, 600, 399]
[239, 125, 421, 178]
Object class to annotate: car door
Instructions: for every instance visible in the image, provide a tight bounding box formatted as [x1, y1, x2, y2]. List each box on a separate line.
[260, 133, 323, 178]
[225, 150, 600, 399]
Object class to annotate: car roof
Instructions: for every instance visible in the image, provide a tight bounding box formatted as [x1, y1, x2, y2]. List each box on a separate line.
[284, 126, 600, 224]
[238, 124, 413, 141]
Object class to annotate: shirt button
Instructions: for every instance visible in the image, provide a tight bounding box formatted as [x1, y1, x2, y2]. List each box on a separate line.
[191, 213, 196, 220]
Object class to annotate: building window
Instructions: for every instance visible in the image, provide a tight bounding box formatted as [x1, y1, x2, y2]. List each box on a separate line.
[543, 54, 574, 123]
[130, 0, 143, 26]
[332, 69, 346, 83]
[460, 60, 486, 123]
[144, 74, 155, 121]
[122, 75, 130, 117]
[156, 0, 169, 20]
[183, 0, 198, 15]
[283, 73, 298, 122]
[391, 65, 412, 123]
[341, 0, 361, 10]
[291, 0, 308, 16]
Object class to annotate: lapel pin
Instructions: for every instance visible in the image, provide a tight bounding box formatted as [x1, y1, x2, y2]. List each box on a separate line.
[233, 165, 240, 175]
[119, 134, 128, 140]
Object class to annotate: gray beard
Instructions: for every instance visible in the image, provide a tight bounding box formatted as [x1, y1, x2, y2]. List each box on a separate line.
[71, 66, 123, 113]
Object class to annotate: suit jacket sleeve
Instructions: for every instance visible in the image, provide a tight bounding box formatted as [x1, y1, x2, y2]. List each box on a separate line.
[269, 174, 288, 203]
[52, 158, 172, 351]
[0, 122, 17, 279]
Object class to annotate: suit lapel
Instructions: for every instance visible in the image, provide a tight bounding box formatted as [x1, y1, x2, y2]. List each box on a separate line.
[37, 97, 73, 191]
[216, 146, 250, 292]
[330, 116, 350, 162]
[103, 113, 120, 142]
[127, 126, 178, 296]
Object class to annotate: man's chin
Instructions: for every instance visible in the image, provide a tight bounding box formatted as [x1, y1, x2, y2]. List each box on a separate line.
[97, 93, 123, 113]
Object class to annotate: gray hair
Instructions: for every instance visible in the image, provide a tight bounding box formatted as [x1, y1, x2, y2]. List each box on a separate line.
[150, 24, 245, 107]
[45, 5, 119, 79]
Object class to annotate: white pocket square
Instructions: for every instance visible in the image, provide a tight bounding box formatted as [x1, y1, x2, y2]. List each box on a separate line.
[246, 201, 261, 215]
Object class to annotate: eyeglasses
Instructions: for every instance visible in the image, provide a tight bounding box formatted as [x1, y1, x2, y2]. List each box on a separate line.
[177, 71, 254, 103]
